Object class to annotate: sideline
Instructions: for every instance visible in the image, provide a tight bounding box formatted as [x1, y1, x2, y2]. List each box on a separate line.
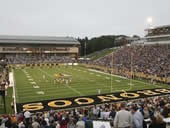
[88, 69, 127, 79]
[88, 68, 162, 88]
[9, 72, 14, 87]
[11, 70, 17, 114]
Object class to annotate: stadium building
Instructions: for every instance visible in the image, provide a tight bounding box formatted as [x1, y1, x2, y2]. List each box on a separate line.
[0, 35, 80, 65]
[132, 25, 170, 44]
[145, 25, 170, 44]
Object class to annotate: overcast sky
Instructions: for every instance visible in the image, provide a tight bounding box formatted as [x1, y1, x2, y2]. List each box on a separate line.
[0, 0, 170, 38]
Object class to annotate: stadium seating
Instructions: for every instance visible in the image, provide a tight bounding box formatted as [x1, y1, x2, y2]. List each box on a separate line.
[0, 95, 170, 128]
[90, 44, 170, 83]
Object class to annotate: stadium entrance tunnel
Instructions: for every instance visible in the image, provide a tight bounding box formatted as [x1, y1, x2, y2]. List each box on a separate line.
[17, 88, 170, 112]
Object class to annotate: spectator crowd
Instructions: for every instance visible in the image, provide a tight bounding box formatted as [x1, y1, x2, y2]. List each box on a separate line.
[5, 54, 74, 64]
[0, 95, 170, 128]
[91, 44, 170, 80]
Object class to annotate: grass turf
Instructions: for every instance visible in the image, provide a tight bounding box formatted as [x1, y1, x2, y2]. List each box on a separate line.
[1, 65, 169, 114]
[13, 65, 169, 104]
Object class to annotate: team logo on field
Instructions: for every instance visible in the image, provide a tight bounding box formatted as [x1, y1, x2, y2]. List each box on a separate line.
[16, 88, 170, 112]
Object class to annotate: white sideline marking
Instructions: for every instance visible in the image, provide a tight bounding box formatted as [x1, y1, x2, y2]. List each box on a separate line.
[22, 70, 27, 73]
[38, 68, 83, 96]
[88, 69, 161, 87]
[24, 72, 28, 74]
[36, 91, 44, 95]
[30, 82, 36, 84]
[88, 69, 126, 79]
[12, 70, 17, 114]
[88, 68, 162, 89]
[96, 74, 101, 77]
[28, 79, 33, 81]
[26, 76, 31, 78]
[9, 72, 14, 87]
[33, 85, 40, 88]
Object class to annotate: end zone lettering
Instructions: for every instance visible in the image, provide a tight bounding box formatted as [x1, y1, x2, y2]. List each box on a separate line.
[17, 88, 170, 112]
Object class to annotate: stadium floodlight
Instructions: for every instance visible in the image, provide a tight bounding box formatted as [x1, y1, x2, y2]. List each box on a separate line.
[146, 16, 153, 28]
[147, 17, 153, 24]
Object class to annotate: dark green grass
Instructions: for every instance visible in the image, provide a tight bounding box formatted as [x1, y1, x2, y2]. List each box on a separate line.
[13, 65, 169, 104]
[0, 87, 13, 114]
[86, 48, 116, 60]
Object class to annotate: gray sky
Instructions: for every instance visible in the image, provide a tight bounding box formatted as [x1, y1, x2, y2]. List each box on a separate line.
[0, 0, 170, 38]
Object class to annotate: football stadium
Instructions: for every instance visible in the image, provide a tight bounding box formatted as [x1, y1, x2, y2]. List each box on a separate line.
[0, 25, 170, 127]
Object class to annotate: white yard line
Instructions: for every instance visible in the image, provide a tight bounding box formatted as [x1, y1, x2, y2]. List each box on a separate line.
[88, 68, 162, 87]
[88, 68, 162, 92]
[88, 68, 132, 92]
[38, 68, 83, 96]
[88, 69, 127, 79]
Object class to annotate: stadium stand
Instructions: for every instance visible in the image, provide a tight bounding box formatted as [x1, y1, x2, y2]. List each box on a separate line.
[0, 58, 8, 114]
[0, 35, 80, 65]
[0, 95, 170, 128]
[89, 44, 170, 84]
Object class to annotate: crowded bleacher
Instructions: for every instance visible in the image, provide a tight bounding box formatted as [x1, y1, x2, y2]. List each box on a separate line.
[89, 44, 170, 84]
[0, 95, 170, 128]
[5, 54, 74, 64]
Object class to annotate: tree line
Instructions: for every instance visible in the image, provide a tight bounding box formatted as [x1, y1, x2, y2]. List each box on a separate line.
[77, 35, 130, 56]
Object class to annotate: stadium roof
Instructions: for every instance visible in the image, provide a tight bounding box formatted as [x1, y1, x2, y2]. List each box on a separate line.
[0, 35, 80, 45]
[145, 25, 170, 31]
[145, 34, 170, 39]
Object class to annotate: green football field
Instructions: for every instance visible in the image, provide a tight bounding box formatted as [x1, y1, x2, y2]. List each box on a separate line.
[13, 65, 169, 104]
